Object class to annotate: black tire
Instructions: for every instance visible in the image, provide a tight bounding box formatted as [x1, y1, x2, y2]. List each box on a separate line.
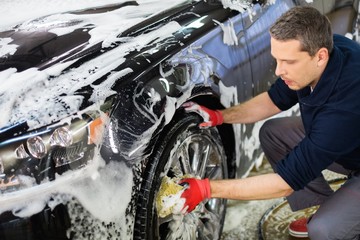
[134, 112, 228, 240]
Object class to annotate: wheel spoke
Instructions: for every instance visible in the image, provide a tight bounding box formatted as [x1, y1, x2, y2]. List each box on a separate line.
[190, 141, 201, 174]
[178, 140, 192, 175]
[197, 143, 211, 178]
[196, 206, 223, 239]
[206, 165, 222, 180]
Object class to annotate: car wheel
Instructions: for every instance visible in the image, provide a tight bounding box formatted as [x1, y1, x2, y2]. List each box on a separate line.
[134, 111, 228, 240]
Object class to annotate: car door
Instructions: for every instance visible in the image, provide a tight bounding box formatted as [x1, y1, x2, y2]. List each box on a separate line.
[222, 0, 299, 177]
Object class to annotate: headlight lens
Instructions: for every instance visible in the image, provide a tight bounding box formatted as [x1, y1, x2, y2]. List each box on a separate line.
[15, 144, 29, 159]
[27, 136, 47, 159]
[0, 112, 107, 194]
[50, 127, 73, 147]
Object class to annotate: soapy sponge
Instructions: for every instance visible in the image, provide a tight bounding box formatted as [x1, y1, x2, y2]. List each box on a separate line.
[156, 176, 185, 218]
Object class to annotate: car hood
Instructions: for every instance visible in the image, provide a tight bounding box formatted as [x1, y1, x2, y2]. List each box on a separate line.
[0, 0, 204, 133]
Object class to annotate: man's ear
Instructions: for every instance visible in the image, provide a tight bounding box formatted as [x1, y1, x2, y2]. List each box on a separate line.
[317, 47, 329, 67]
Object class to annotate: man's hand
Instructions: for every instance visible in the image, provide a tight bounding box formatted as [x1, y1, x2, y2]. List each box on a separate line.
[179, 178, 211, 213]
[182, 102, 223, 128]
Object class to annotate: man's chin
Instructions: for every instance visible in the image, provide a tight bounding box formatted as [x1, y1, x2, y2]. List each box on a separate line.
[287, 85, 301, 91]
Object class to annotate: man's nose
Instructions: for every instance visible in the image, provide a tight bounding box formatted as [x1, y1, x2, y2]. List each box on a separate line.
[275, 62, 285, 76]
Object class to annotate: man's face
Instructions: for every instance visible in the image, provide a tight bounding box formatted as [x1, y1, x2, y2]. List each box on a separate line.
[270, 37, 322, 91]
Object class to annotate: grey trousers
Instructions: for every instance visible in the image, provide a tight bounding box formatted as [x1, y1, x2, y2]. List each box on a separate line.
[259, 116, 360, 240]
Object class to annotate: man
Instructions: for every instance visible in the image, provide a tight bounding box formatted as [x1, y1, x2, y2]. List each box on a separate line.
[180, 5, 360, 239]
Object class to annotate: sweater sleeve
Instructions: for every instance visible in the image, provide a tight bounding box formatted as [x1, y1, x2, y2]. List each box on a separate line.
[276, 109, 360, 191]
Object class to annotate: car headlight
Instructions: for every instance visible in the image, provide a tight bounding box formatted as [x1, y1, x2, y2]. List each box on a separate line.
[0, 112, 106, 194]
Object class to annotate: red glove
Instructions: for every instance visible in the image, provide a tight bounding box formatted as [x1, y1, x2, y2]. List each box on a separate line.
[182, 102, 223, 128]
[179, 178, 211, 213]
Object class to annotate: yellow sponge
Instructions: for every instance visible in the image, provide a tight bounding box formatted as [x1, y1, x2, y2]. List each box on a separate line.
[156, 176, 185, 218]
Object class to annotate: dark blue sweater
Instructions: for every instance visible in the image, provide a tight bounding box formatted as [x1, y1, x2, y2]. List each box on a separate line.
[268, 34, 360, 191]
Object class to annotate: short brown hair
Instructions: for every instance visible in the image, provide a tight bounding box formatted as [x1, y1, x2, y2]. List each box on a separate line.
[269, 6, 333, 56]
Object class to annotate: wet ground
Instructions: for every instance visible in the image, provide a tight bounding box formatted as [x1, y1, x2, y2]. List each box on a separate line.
[220, 158, 346, 240]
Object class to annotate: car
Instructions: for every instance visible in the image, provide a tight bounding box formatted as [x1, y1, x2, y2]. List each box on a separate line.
[0, 0, 358, 239]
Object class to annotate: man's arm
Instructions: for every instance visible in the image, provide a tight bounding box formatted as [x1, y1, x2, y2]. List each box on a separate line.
[183, 91, 281, 127]
[180, 173, 293, 212]
[221, 92, 281, 124]
[210, 173, 293, 200]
